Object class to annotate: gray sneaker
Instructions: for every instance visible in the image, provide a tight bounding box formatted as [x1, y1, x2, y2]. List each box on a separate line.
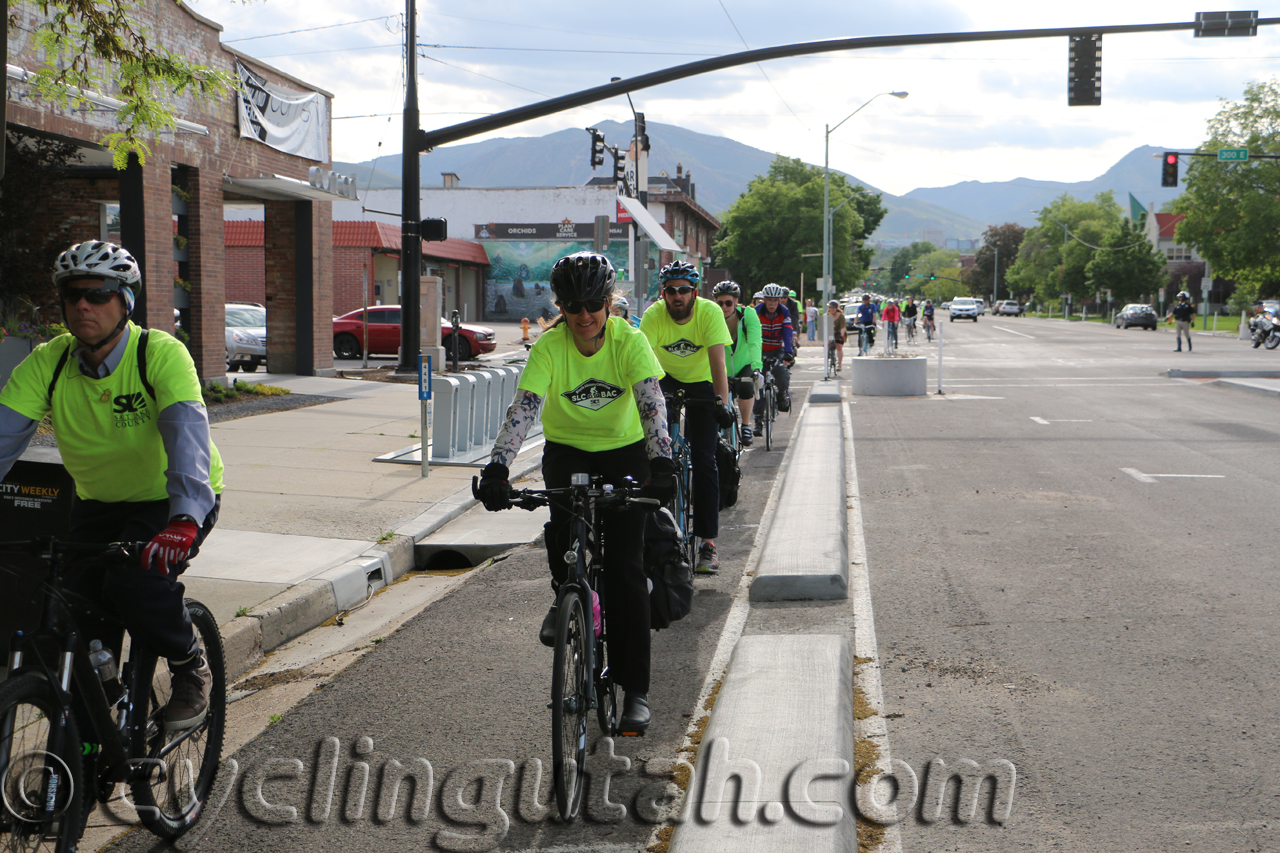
[695, 543, 719, 575]
[165, 656, 212, 731]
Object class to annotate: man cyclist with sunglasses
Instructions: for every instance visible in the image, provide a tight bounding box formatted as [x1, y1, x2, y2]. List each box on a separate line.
[0, 240, 224, 732]
[713, 281, 761, 447]
[754, 283, 795, 436]
[641, 261, 734, 575]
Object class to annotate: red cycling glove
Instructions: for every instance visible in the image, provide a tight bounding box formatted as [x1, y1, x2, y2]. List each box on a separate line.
[142, 520, 199, 576]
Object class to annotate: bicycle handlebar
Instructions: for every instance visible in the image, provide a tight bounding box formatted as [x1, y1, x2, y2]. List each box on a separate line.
[470, 477, 660, 512]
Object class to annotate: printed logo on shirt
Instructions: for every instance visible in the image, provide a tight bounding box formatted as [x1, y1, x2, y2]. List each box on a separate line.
[561, 379, 625, 411]
[112, 392, 152, 428]
[662, 338, 702, 358]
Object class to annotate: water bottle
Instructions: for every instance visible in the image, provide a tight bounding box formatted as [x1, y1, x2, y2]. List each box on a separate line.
[591, 590, 602, 639]
[88, 639, 122, 702]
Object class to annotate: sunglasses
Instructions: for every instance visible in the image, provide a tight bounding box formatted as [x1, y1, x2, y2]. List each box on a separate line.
[663, 285, 696, 296]
[560, 299, 607, 315]
[716, 299, 736, 307]
[61, 287, 118, 306]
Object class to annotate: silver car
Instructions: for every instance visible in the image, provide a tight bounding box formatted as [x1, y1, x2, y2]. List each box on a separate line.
[950, 297, 979, 321]
[226, 303, 267, 373]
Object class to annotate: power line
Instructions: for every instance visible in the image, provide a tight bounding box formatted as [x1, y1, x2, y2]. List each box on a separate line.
[223, 16, 396, 44]
[715, 0, 807, 130]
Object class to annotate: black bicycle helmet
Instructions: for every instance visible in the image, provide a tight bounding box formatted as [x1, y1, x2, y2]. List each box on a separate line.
[711, 281, 741, 299]
[659, 260, 700, 285]
[549, 251, 616, 303]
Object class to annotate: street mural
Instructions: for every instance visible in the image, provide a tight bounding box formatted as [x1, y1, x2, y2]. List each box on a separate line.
[482, 241, 629, 323]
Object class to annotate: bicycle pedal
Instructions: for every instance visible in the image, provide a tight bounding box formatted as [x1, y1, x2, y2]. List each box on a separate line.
[616, 728, 647, 738]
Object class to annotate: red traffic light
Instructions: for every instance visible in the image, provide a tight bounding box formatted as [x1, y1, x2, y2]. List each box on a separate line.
[1165, 153, 1179, 165]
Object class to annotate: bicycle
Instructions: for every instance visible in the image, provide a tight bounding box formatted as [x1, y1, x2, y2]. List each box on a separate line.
[662, 389, 700, 571]
[905, 317, 917, 345]
[885, 321, 899, 350]
[827, 338, 842, 375]
[856, 323, 875, 357]
[923, 315, 935, 343]
[0, 537, 226, 852]
[756, 354, 787, 452]
[471, 476, 657, 822]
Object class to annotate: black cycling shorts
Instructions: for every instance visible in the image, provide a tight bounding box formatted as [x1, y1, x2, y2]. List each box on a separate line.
[733, 364, 755, 400]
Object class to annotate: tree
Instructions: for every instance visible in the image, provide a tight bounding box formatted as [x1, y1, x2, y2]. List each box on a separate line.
[963, 223, 1025, 301]
[1173, 79, 1280, 300]
[887, 241, 937, 285]
[1005, 193, 1123, 308]
[1084, 218, 1169, 305]
[12, 0, 235, 168]
[712, 155, 884, 293]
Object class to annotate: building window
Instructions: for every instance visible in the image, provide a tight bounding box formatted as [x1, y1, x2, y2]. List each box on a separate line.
[1165, 244, 1193, 262]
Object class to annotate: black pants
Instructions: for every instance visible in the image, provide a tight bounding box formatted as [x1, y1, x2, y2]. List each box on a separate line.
[542, 441, 651, 694]
[65, 495, 220, 663]
[659, 377, 720, 541]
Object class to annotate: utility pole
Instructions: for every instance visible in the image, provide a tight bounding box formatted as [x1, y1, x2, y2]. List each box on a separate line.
[398, 0, 421, 374]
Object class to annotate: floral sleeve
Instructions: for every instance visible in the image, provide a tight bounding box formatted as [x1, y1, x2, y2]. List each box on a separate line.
[490, 389, 543, 468]
[633, 377, 672, 460]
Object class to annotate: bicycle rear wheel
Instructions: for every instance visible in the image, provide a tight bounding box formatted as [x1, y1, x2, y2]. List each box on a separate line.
[0, 674, 84, 853]
[550, 589, 589, 821]
[129, 599, 226, 839]
[594, 619, 617, 738]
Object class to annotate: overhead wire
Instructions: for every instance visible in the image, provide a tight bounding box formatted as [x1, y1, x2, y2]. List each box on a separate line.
[714, 0, 807, 130]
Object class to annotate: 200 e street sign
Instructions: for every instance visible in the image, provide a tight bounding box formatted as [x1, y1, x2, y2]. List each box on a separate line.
[1218, 148, 1249, 162]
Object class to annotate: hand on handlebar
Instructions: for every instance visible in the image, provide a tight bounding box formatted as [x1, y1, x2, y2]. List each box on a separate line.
[474, 462, 513, 511]
[712, 401, 735, 429]
[640, 457, 676, 508]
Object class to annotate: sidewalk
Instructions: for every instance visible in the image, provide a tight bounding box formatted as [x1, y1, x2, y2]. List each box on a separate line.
[184, 373, 544, 679]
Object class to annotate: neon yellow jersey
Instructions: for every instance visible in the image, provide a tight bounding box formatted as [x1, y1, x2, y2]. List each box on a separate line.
[639, 297, 732, 384]
[0, 325, 225, 503]
[518, 317, 664, 452]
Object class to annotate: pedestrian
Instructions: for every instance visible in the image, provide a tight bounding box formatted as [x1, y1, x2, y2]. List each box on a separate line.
[785, 290, 802, 343]
[805, 298, 818, 341]
[1168, 290, 1195, 352]
[826, 300, 846, 371]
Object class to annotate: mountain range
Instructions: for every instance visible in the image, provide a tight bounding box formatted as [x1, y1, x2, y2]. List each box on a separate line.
[334, 121, 1182, 246]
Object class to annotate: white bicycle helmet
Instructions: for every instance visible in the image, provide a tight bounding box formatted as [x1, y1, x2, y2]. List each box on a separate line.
[761, 283, 788, 298]
[53, 241, 141, 313]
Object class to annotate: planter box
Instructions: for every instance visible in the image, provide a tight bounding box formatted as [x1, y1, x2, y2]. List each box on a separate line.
[849, 355, 927, 396]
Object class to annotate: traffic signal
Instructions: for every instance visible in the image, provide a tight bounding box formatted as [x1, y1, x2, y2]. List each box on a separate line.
[587, 128, 605, 169]
[929, 275, 936, 281]
[612, 149, 627, 184]
[1161, 152, 1179, 187]
[1068, 34, 1102, 106]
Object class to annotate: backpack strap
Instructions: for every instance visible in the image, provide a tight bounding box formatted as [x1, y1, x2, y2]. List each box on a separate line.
[45, 344, 72, 406]
[135, 329, 157, 401]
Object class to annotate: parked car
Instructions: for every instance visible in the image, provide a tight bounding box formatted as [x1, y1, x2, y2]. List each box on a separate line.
[226, 302, 267, 372]
[975, 298, 986, 316]
[332, 306, 497, 360]
[1114, 304, 1158, 330]
[995, 300, 1022, 316]
[950, 297, 979, 321]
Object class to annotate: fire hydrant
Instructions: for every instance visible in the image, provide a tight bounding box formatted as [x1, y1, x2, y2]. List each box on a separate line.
[521, 317, 530, 341]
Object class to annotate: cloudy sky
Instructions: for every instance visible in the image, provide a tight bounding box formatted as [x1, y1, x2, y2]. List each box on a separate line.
[194, 0, 1280, 196]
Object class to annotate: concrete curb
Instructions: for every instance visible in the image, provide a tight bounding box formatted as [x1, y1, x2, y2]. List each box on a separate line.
[222, 449, 544, 681]
[1204, 379, 1280, 400]
[1165, 369, 1280, 379]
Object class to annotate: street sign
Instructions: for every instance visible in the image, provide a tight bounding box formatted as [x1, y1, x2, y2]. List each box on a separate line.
[1217, 148, 1249, 162]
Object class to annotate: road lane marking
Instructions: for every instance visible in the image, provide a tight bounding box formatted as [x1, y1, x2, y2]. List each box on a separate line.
[1122, 467, 1225, 483]
[1031, 418, 1093, 424]
[993, 325, 1034, 338]
[1030, 417, 1049, 424]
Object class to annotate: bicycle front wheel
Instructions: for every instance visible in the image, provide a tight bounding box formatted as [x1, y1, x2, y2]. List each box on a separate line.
[0, 674, 84, 853]
[550, 589, 590, 821]
[764, 386, 775, 451]
[130, 599, 226, 839]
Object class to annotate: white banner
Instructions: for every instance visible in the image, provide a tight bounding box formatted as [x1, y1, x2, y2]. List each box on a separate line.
[236, 62, 329, 162]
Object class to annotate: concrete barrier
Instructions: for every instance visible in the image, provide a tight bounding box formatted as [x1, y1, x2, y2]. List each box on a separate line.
[750, 405, 847, 601]
[849, 355, 927, 396]
[671, 635, 856, 853]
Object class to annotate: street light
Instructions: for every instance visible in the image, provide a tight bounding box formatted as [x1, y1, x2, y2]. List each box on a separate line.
[823, 91, 907, 300]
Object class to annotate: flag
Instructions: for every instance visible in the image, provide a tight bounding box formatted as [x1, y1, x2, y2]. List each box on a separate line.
[1129, 193, 1147, 227]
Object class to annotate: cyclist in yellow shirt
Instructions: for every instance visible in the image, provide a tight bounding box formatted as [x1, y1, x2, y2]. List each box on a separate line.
[0, 241, 223, 731]
[475, 252, 671, 733]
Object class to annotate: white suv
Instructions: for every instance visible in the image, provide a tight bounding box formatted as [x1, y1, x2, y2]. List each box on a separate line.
[950, 297, 979, 322]
[226, 302, 267, 372]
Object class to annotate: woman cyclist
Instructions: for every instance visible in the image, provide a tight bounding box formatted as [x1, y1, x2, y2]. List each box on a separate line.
[475, 252, 672, 734]
[826, 300, 847, 372]
[611, 294, 641, 328]
[714, 281, 762, 446]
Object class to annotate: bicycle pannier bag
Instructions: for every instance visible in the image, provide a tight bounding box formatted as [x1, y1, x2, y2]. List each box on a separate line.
[717, 437, 740, 510]
[644, 507, 693, 629]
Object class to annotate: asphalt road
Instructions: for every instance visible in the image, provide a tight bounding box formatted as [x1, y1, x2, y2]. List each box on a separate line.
[857, 318, 1280, 851]
[102, 353, 817, 853]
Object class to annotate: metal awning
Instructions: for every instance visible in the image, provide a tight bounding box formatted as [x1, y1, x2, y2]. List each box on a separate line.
[617, 195, 681, 253]
[222, 174, 358, 203]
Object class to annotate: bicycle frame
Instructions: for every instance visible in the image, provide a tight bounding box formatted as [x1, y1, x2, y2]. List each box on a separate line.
[663, 391, 697, 566]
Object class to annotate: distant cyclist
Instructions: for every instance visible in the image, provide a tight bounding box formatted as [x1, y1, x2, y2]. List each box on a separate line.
[754, 283, 795, 433]
[922, 299, 936, 341]
[714, 281, 761, 447]
[902, 297, 918, 343]
[852, 294, 879, 353]
[611, 294, 641, 328]
[883, 299, 901, 349]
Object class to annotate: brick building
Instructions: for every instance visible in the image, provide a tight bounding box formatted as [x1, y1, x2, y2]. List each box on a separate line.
[225, 221, 489, 319]
[5, 1, 355, 377]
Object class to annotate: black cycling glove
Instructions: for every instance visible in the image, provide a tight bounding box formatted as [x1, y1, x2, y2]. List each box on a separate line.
[713, 402, 735, 429]
[640, 457, 676, 507]
[476, 461, 512, 511]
